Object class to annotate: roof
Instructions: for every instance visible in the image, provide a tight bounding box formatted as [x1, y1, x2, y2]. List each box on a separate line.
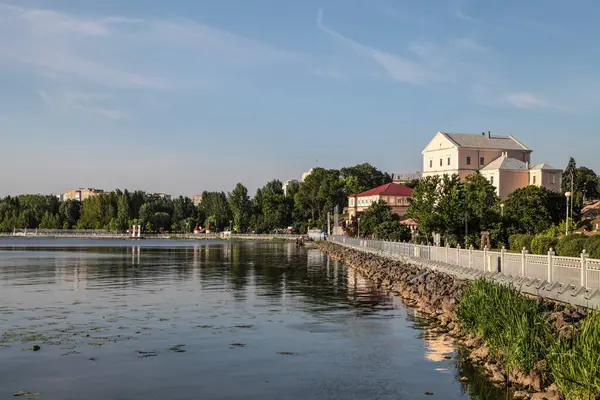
[481, 156, 529, 171]
[441, 132, 530, 151]
[529, 163, 561, 171]
[351, 182, 413, 198]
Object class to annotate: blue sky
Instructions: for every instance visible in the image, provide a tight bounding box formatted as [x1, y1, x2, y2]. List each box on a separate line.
[1, 0, 599, 196]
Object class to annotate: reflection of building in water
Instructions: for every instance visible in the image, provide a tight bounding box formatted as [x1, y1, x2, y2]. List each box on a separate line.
[346, 265, 370, 291]
[221, 244, 232, 260]
[306, 249, 326, 268]
[423, 331, 455, 362]
[130, 246, 140, 266]
[55, 256, 88, 290]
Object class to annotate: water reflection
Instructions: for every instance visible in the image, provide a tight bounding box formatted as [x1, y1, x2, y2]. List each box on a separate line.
[0, 239, 511, 400]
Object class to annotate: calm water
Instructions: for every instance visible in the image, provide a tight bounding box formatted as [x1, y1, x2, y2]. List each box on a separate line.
[0, 238, 511, 400]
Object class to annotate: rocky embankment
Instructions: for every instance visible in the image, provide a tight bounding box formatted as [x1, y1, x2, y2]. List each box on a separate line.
[318, 241, 589, 400]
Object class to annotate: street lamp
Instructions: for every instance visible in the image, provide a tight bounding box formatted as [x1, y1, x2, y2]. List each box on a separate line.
[565, 192, 572, 235]
[500, 203, 504, 217]
[357, 217, 361, 238]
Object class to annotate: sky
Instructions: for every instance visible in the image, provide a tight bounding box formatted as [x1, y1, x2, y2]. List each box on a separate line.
[1, 0, 599, 197]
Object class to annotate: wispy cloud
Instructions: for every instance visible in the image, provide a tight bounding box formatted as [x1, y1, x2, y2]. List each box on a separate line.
[317, 9, 484, 87]
[502, 92, 555, 110]
[0, 3, 307, 90]
[454, 9, 477, 23]
[39, 89, 129, 120]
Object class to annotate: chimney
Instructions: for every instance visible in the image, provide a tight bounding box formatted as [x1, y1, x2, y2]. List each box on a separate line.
[488, 130, 491, 138]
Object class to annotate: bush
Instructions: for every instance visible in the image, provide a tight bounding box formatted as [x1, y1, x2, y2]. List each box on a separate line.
[555, 235, 587, 257]
[509, 234, 534, 252]
[531, 236, 559, 255]
[457, 279, 549, 373]
[584, 235, 600, 259]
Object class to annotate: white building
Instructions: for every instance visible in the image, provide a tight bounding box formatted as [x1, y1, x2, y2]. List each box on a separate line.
[421, 131, 560, 199]
[282, 179, 298, 196]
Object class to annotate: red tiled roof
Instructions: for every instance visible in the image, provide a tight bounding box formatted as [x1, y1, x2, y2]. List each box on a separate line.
[351, 182, 413, 198]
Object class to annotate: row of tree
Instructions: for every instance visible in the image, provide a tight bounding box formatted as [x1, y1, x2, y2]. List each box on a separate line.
[0, 163, 394, 233]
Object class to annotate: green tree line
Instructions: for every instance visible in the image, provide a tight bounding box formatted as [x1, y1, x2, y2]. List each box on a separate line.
[0, 163, 392, 234]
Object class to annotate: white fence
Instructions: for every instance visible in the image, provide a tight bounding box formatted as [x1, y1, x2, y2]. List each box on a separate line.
[329, 236, 600, 291]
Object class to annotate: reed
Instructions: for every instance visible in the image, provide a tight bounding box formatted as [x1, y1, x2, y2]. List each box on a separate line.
[547, 311, 600, 400]
[456, 279, 550, 373]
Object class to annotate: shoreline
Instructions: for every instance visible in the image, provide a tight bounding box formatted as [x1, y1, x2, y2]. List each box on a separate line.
[317, 241, 592, 400]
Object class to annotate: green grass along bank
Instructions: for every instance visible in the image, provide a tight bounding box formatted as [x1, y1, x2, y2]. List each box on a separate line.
[317, 241, 600, 400]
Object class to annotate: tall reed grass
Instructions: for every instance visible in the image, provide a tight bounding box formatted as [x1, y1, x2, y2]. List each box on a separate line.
[456, 279, 550, 373]
[547, 311, 600, 400]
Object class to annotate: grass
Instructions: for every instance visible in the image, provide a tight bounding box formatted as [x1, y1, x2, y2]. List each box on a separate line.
[547, 311, 600, 400]
[456, 279, 550, 374]
[457, 279, 600, 399]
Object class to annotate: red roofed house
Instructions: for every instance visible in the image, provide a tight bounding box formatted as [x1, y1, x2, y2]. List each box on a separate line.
[347, 182, 414, 220]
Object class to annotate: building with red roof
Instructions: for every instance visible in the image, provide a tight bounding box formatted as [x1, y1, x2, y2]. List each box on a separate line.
[347, 182, 414, 220]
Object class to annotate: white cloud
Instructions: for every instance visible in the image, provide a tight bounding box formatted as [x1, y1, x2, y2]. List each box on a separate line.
[39, 89, 129, 120]
[454, 10, 477, 23]
[503, 92, 554, 109]
[317, 9, 484, 86]
[0, 3, 307, 90]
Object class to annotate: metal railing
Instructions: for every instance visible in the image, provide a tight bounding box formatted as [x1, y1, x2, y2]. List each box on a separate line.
[329, 236, 600, 291]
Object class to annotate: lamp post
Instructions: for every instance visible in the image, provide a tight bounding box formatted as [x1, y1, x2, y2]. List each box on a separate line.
[500, 203, 504, 217]
[357, 217, 361, 238]
[565, 191, 572, 235]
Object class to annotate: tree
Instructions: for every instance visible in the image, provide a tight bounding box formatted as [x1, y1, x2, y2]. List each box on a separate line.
[358, 200, 396, 236]
[340, 163, 392, 196]
[198, 191, 231, 230]
[374, 221, 412, 242]
[59, 200, 80, 229]
[295, 168, 345, 230]
[503, 186, 565, 235]
[407, 176, 442, 241]
[115, 193, 132, 232]
[562, 157, 576, 194]
[229, 183, 251, 232]
[463, 172, 500, 236]
[436, 174, 465, 242]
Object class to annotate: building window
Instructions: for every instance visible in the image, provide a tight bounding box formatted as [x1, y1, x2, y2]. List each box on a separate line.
[349, 198, 354, 206]
[480, 157, 485, 166]
[466, 156, 471, 165]
[533, 176, 537, 184]
[429, 160, 433, 168]
[447, 157, 451, 166]
[551, 173, 556, 184]
[439, 158, 442, 166]
[490, 176, 494, 185]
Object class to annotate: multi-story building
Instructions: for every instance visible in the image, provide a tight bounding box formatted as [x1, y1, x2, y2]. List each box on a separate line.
[282, 179, 299, 196]
[422, 131, 560, 199]
[480, 154, 562, 199]
[301, 168, 314, 182]
[422, 131, 532, 180]
[62, 188, 104, 202]
[191, 195, 203, 206]
[153, 193, 172, 200]
[347, 182, 413, 220]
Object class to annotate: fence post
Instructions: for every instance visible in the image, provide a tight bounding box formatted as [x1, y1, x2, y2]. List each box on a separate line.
[483, 246, 488, 271]
[521, 247, 528, 277]
[445, 244, 449, 263]
[581, 249, 588, 288]
[500, 247, 506, 273]
[547, 248, 555, 283]
[469, 245, 473, 269]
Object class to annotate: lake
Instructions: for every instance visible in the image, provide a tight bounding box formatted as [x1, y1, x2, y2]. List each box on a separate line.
[0, 238, 511, 399]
